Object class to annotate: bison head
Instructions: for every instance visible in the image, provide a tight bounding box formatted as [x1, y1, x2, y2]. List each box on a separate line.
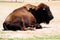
[29, 3, 54, 24]
[36, 3, 54, 24]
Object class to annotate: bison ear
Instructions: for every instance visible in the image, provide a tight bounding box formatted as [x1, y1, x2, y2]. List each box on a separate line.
[43, 8, 45, 10]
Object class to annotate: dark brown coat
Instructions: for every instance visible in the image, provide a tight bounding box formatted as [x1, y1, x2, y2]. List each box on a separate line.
[3, 4, 37, 31]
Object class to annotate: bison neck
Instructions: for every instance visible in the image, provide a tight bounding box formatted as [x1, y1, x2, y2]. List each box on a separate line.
[28, 8, 41, 24]
[33, 14, 42, 24]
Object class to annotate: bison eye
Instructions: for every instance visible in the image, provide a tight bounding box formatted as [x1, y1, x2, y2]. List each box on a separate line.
[43, 8, 45, 10]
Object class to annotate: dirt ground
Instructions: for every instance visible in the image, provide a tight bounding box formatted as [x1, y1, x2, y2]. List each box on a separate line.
[0, 1, 60, 38]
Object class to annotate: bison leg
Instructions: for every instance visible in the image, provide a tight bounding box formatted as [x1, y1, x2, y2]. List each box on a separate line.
[3, 22, 8, 30]
[3, 22, 22, 31]
[3, 17, 23, 31]
[35, 24, 42, 29]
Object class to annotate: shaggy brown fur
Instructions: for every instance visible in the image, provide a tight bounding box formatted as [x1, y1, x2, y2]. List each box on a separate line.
[3, 3, 54, 31]
[3, 4, 37, 31]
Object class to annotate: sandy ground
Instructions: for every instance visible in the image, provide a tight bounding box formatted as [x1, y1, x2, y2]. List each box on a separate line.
[0, 1, 60, 38]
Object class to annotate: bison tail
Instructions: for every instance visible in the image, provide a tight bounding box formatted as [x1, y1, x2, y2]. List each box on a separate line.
[3, 22, 8, 30]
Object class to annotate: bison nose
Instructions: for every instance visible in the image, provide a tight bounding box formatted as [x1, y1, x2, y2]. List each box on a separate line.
[48, 12, 54, 20]
[49, 16, 54, 20]
[51, 16, 54, 19]
[52, 16, 54, 19]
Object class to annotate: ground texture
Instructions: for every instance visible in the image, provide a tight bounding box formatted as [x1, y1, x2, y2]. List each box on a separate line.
[0, 1, 60, 39]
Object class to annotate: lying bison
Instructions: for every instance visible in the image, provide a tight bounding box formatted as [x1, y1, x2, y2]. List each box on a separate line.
[3, 3, 54, 31]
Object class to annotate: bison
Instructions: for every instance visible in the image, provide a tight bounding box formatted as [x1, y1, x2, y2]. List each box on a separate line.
[3, 3, 54, 31]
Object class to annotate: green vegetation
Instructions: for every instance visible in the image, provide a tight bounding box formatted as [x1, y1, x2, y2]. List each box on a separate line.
[0, 35, 60, 40]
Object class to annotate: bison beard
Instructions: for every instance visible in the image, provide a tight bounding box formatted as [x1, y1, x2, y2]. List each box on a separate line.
[3, 3, 54, 31]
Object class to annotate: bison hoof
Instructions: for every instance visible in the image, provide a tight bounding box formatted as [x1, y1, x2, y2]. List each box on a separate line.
[36, 25, 42, 29]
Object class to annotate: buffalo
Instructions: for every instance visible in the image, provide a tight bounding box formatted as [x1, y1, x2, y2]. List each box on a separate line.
[3, 3, 54, 31]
